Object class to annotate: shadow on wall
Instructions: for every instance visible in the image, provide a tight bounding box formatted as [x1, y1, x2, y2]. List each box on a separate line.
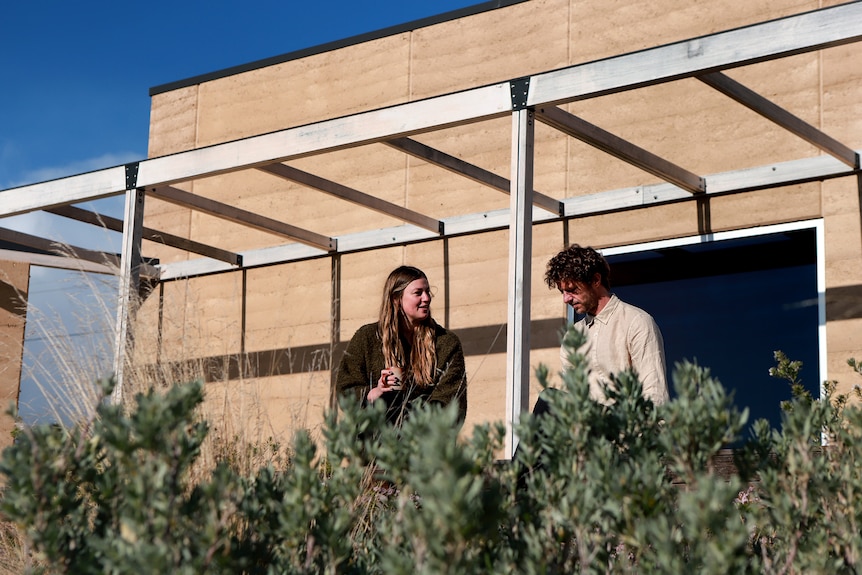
[150, 317, 568, 383]
[826, 284, 862, 321]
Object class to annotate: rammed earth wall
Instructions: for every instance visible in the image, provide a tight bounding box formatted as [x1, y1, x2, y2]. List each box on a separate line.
[140, 0, 862, 442]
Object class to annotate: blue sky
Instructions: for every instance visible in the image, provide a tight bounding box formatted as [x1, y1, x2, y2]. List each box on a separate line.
[1, 0, 482, 191]
[0, 0, 482, 423]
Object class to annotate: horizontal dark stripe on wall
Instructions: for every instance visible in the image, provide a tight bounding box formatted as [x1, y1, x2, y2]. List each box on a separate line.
[826, 284, 862, 321]
[149, 316, 568, 383]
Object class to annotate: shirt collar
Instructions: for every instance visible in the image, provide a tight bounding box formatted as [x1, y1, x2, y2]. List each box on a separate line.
[585, 293, 618, 326]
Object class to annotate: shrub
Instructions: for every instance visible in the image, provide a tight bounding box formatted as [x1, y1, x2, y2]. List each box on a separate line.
[2, 331, 862, 573]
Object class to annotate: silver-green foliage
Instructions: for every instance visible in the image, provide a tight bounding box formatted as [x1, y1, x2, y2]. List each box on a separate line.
[2, 332, 862, 573]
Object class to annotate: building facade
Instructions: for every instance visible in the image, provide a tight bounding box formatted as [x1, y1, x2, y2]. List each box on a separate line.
[13, 0, 858, 449]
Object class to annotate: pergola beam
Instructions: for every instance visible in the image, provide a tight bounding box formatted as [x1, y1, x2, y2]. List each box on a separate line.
[258, 163, 443, 233]
[535, 106, 705, 193]
[0, 248, 115, 274]
[384, 137, 563, 215]
[156, 151, 859, 281]
[1, 2, 858, 213]
[46, 205, 243, 266]
[528, 1, 862, 106]
[0, 226, 120, 269]
[697, 71, 860, 168]
[0, 167, 126, 219]
[149, 185, 335, 252]
[134, 83, 513, 192]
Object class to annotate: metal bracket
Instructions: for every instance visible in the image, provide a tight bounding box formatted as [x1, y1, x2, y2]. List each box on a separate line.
[510, 77, 530, 110]
[125, 162, 140, 190]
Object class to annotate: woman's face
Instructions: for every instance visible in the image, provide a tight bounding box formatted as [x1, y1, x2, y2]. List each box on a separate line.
[400, 277, 432, 326]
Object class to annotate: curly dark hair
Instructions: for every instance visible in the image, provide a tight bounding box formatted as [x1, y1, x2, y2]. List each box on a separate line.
[544, 244, 610, 289]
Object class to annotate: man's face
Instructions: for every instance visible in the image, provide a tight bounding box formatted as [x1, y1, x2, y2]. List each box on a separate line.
[558, 278, 601, 315]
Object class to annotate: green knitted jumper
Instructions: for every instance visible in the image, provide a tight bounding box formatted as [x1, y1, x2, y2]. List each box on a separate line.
[335, 322, 467, 425]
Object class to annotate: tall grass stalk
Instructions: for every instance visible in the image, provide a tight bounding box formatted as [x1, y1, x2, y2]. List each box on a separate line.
[1, 249, 325, 570]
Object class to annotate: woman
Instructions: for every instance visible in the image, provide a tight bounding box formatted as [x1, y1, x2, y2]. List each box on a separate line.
[336, 265, 467, 426]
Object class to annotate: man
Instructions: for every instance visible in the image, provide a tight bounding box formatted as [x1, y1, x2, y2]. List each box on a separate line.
[545, 244, 669, 405]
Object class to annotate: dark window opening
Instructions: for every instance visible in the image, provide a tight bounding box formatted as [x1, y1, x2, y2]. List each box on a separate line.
[580, 228, 821, 437]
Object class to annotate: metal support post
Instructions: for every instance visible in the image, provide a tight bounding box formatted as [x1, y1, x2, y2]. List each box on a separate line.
[112, 163, 145, 404]
[504, 106, 535, 458]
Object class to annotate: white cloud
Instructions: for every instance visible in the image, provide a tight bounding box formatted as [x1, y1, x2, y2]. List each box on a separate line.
[1, 211, 50, 237]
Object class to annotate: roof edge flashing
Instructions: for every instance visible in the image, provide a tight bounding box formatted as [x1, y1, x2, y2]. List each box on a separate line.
[149, 0, 529, 97]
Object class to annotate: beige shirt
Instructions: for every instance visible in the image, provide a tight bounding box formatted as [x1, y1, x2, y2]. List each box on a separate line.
[560, 294, 669, 405]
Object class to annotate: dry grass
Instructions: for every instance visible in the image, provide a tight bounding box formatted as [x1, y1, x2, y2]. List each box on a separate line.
[0, 254, 327, 571]
[0, 520, 31, 575]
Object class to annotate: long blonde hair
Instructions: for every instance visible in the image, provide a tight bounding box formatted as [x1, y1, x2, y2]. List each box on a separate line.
[378, 266, 437, 387]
